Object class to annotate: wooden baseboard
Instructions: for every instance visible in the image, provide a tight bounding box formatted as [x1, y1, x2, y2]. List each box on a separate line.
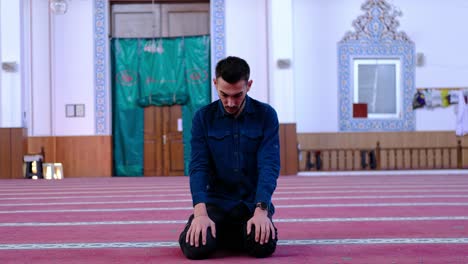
[28, 136, 112, 178]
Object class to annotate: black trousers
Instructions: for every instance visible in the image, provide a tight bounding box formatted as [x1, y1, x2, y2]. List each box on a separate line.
[178, 203, 278, 260]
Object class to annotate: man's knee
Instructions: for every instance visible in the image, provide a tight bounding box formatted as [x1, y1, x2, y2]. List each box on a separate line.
[179, 216, 217, 260]
[245, 225, 278, 258]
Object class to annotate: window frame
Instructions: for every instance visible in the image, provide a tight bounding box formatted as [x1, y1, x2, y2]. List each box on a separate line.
[352, 58, 401, 119]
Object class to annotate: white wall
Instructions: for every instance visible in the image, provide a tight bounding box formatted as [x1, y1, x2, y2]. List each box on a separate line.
[293, 0, 468, 133]
[51, 0, 94, 135]
[29, 0, 95, 136]
[399, 0, 468, 131]
[293, 0, 345, 132]
[29, 0, 51, 135]
[268, 0, 295, 123]
[225, 0, 269, 103]
[0, 0, 22, 127]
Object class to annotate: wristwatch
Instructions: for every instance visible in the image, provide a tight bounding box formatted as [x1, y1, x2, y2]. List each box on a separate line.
[256, 202, 268, 211]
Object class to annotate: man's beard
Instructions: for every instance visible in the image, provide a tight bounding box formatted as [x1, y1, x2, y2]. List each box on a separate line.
[225, 97, 246, 117]
[225, 106, 239, 114]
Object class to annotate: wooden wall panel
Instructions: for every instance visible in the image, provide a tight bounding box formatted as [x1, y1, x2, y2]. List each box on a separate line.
[285, 123, 298, 175]
[298, 131, 468, 149]
[279, 125, 286, 175]
[11, 128, 27, 178]
[27, 137, 55, 162]
[28, 136, 112, 178]
[56, 136, 112, 177]
[298, 131, 468, 169]
[0, 128, 26, 179]
[279, 123, 298, 175]
[0, 129, 12, 179]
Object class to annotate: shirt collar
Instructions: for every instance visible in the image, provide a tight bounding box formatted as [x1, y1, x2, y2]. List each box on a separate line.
[243, 95, 254, 115]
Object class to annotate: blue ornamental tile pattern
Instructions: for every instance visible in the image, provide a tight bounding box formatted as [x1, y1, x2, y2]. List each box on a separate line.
[211, 0, 225, 96]
[212, 0, 225, 64]
[338, 0, 415, 132]
[94, 0, 108, 134]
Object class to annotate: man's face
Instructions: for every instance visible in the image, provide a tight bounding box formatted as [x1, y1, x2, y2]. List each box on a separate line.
[214, 77, 252, 115]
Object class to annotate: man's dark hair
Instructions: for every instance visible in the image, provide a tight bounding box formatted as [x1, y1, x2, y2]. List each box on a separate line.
[215, 56, 250, 84]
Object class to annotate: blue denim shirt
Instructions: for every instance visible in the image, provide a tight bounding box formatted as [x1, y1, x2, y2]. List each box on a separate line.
[189, 95, 280, 215]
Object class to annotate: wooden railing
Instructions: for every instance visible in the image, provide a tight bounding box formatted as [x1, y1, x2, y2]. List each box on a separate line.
[299, 140, 465, 171]
[300, 148, 377, 171]
[375, 140, 464, 170]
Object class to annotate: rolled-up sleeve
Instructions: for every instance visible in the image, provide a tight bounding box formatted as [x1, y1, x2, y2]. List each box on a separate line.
[255, 106, 280, 206]
[189, 110, 211, 206]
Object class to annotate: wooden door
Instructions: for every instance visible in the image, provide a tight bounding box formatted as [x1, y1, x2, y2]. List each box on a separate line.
[162, 105, 185, 176]
[143, 106, 164, 176]
[144, 105, 184, 176]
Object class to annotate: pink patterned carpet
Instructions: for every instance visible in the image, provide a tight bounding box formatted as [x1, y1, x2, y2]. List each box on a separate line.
[1, 174, 468, 263]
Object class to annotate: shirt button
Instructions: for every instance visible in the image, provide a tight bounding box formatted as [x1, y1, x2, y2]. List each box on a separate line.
[234, 134, 238, 138]
[234, 152, 238, 156]
[234, 168, 239, 172]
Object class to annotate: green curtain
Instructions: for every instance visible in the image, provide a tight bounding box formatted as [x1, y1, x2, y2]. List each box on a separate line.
[111, 36, 210, 176]
[111, 39, 144, 176]
[182, 37, 211, 175]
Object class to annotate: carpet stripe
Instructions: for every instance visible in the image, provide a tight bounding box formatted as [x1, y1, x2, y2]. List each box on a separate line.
[3, 189, 468, 200]
[4, 195, 468, 206]
[0, 194, 191, 201]
[277, 202, 468, 208]
[279, 238, 468, 245]
[275, 189, 468, 195]
[2, 238, 468, 250]
[2, 202, 468, 214]
[3, 185, 468, 196]
[0, 199, 192, 206]
[1, 216, 468, 227]
[2, 207, 465, 223]
[2, 183, 468, 191]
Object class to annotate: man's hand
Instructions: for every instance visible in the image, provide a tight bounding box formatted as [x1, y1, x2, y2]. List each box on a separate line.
[186, 203, 216, 247]
[246, 208, 276, 245]
[186, 215, 216, 247]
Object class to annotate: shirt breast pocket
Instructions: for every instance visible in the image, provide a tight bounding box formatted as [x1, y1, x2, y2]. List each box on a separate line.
[241, 130, 263, 153]
[207, 130, 232, 158]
